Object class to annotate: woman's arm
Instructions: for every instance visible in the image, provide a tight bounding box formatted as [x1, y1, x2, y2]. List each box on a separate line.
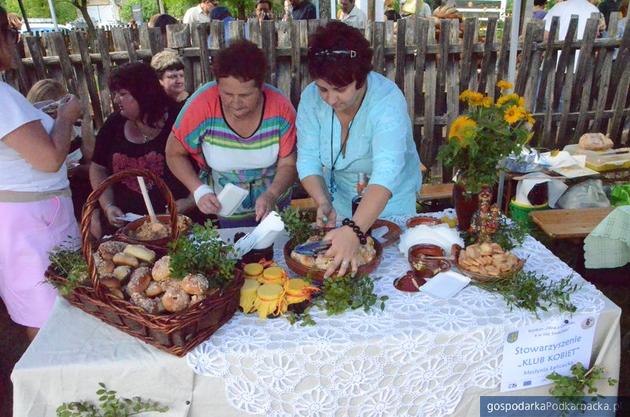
[2, 96, 82, 172]
[301, 175, 336, 227]
[89, 162, 124, 227]
[255, 151, 297, 221]
[165, 133, 221, 214]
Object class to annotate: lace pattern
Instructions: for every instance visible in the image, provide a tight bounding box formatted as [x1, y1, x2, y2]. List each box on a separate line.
[188, 209, 606, 417]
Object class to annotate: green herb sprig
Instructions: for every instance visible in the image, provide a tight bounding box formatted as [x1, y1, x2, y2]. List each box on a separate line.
[280, 207, 313, 244]
[547, 363, 617, 417]
[475, 271, 580, 318]
[57, 382, 168, 417]
[168, 221, 236, 289]
[48, 246, 88, 295]
[287, 274, 388, 326]
[463, 215, 529, 250]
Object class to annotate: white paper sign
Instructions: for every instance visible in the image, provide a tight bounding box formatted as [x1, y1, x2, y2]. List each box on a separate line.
[500, 313, 598, 392]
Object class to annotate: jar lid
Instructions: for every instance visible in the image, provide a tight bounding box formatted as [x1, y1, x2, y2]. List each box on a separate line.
[244, 263, 264, 277]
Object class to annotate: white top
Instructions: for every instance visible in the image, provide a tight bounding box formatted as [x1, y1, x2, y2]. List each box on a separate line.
[0, 81, 68, 192]
[340, 6, 367, 29]
[543, 0, 600, 40]
[183, 4, 211, 24]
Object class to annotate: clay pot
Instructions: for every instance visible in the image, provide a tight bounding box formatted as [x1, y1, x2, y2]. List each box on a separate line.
[406, 216, 443, 228]
[408, 244, 450, 280]
[393, 271, 423, 292]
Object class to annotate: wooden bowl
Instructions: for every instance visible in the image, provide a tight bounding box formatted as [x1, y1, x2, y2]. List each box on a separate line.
[406, 216, 443, 228]
[452, 245, 525, 283]
[283, 238, 383, 284]
[372, 219, 402, 248]
[117, 214, 192, 249]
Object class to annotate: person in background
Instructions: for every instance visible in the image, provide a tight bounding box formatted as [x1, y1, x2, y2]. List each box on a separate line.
[282, 0, 293, 20]
[255, 0, 275, 22]
[0, 6, 82, 340]
[151, 50, 189, 103]
[384, 0, 402, 21]
[290, 0, 317, 20]
[166, 40, 297, 228]
[532, 0, 548, 19]
[183, 0, 217, 24]
[598, 0, 621, 26]
[89, 62, 192, 237]
[338, 0, 367, 29]
[296, 22, 421, 278]
[400, 0, 432, 17]
[27, 79, 95, 221]
[207, 6, 240, 47]
[544, 0, 602, 41]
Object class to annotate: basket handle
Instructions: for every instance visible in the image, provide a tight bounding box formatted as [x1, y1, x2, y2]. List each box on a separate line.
[80, 168, 179, 292]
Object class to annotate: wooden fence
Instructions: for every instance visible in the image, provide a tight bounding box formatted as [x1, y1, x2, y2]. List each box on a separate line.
[4, 16, 629, 171]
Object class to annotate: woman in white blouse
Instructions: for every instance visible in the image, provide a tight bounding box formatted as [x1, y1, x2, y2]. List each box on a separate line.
[0, 6, 82, 340]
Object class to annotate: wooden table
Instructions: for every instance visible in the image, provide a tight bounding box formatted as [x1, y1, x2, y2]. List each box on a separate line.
[530, 207, 614, 239]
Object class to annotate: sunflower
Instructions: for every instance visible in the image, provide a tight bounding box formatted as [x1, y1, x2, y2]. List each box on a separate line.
[459, 90, 485, 106]
[497, 93, 521, 107]
[481, 96, 493, 108]
[448, 116, 477, 144]
[504, 105, 525, 125]
[497, 80, 513, 91]
[526, 113, 535, 125]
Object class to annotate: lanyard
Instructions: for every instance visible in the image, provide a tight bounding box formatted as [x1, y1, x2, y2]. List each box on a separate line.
[328, 110, 354, 201]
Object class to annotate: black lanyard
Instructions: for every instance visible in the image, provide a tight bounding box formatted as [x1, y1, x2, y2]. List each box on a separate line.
[328, 110, 355, 201]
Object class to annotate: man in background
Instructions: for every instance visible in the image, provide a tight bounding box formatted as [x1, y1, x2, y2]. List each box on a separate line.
[290, 0, 317, 20]
[532, 0, 548, 19]
[183, 0, 217, 24]
[255, 0, 274, 22]
[338, 0, 367, 29]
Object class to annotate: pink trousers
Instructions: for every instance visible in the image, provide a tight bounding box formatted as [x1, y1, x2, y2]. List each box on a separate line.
[0, 196, 79, 328]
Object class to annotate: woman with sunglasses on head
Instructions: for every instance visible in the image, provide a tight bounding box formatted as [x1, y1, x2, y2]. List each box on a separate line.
[0, 7, 82, 340]
[297, 21, 421, 279]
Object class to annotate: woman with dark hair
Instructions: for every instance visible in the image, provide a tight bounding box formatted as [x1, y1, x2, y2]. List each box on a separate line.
[0, 6, 82, 339]
[166, 40, 297, 227]
[151, 49, 188, 102]
[89, 62, 191, 236]
[297, 21, 421, 278]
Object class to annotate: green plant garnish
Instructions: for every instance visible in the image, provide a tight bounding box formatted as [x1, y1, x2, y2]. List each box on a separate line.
[168, 221, 236, 289]
[56, 382, 168, 417]
[48, 245, 88, 295]
[280, 206, 313, 244]
[287, 274, 388, 326]
[463, 215, 529, 250]
[475, 271, 580, 318]
[547, 363, 617, 417]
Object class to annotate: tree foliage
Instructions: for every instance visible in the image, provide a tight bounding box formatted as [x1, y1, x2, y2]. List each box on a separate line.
[3, 0, 77, 24]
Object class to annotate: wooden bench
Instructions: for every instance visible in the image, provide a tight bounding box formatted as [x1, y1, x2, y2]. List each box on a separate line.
[418, 183, 454, 202]
[529, 207, 613, 240]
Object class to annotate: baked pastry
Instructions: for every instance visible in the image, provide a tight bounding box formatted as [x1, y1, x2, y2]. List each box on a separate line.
[113, 265, 131, 281]
[124, 244, 156, 263]
[93, 252, 115, 276]
[131, 292, 161, 314]
[112, 253, 139, 268]
[126, 266, 152, 294]
[190, 294, 206, 305]
[162, 287, 190, 313]
[181, 273, 209, 295]
[578, 133, 613, 151]
[151, 256, 171, 281]
[97, 241, 127, 261]
[145, 281, 164, 297]
[243, 263, 264, 280]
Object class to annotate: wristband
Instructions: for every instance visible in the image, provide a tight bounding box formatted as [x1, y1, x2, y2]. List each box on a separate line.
[193, 184, 214, 204]
[341, 218, 368, 245]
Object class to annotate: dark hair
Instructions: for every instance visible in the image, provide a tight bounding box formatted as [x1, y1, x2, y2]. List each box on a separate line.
[213, 40, 267, 87]
[256, 0, 272, 8]
[108, 62, 171, 127]
[0, 6, 13, 71]
[211, 6, 232, 20]
[307, 21, 373, 88]
[533, 0, 547, 6]
[151, 13, 178, 29]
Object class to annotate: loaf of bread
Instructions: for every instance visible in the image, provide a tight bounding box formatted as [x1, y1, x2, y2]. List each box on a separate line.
[124, 244, 156, 263]
[578, 133, 613, 151]
[112, 253, 139, 268]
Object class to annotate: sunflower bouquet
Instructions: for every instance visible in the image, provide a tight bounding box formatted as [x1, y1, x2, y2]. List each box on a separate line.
[437, 81, 534, 194]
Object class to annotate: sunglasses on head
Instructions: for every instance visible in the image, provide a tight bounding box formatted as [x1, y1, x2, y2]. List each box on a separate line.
[6, 27, 19, 44]
[313, 49, 357, 59]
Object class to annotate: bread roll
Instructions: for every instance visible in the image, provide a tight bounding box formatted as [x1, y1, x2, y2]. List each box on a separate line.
[100, 276, 121, 289]
[126, 266, 152, 294]
[97, 241, 128, 260]
[151, 256, 171, 281]
[93, 252, 115, 276]
[578, 133, 613, 151]
[145, 281, 164, 297]
[162, 287, 190, 313]
[124, 245, 156, 263]
[181, 273, 209, 295]
[112, 253, 139, 268]
[131, 292, 161, 314]
[113, 266, 131, 281]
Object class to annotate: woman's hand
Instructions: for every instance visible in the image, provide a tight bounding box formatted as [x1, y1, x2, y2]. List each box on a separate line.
[322, 226, 361, 278]
[255, 190, 276, 222]
[175, 196, 195, 214]
[316, 202, 336, 228]
[104, 204, 124, 228]
[197, 193, 221, 214]
[56, 95, 82, 122]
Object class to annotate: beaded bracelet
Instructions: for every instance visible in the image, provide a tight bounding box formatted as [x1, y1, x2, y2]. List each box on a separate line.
[341, 218, 368, 245]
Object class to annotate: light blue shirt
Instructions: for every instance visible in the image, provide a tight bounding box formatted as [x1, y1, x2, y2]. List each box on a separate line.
[296, 71, 422, 219]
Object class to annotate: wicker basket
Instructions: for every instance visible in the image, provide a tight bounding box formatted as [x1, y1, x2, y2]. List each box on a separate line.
[452, 244, 525, 283]
[50, 168, 243, 357]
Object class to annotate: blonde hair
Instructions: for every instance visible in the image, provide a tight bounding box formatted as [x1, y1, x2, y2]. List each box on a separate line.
[7, 12, 21, 30]
[150, 49, 185, 77]
[26, 79, 66, 103]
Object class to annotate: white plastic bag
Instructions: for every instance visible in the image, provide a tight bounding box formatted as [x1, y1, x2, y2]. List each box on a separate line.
[557, 179, 611, 209]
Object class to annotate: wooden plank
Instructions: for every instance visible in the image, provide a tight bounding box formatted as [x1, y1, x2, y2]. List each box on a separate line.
[261, 20, 276, 85]
[197, 24, 211, 85]
[96, 29, 113, 119]
[394, 18, 406, 90]
[414, 18, 430, 117]
[123, 27, 137, 62]
[478, 17, 497, 95]
[496, 17, 511, 84]
[372, 21, 386, 75]
[609, 17, 630, 107]
[147, 27, 164, 54]
[289, 20, 301, 107]
[607, 63, 630, 144]
[49, 32, 77, 94]
[446, 21, 460, 139]
[541, 64, 556, 147]
[276, 21, 292, 96]
[523, 22, 544, 111]
[555, 18, 579, 145]
[592, 14, 619, 133]
[111, 27, 127, 51]
[384, 21, 395, 81]
[248, 19, 262, 46]
[530, 208, 613, 239]
[573, 18, 600, 140]
[515, 21, 537, 95]
[422, 23, 437, 166]
[459, 18, 476, 92]
[436, 19, 450, 115]
[70, 31, 103, 131]
[24, 35, 47, 80]
[403, 21, 415, 118]
[553, 17, 578, 109]
[418, 183, 454, 201]
[166, 24, 190, 50]
[536, 16, 559, 113]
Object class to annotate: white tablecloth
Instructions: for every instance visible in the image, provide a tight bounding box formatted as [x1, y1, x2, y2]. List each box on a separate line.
[12, 214, 621, 417]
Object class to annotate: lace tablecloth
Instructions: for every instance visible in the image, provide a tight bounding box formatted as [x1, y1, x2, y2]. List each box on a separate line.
[187, 210, 606, 417]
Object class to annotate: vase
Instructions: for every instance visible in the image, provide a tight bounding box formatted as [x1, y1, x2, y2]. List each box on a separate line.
[452, 183, 494, 231]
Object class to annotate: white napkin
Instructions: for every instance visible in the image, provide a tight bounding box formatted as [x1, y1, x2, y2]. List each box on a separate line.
[420, 270, 470, 299]
[398, 224, 464, 256]
[514, 172, 568, 208]
[233, 211, 285, 257]
[539, 151, 586, 169]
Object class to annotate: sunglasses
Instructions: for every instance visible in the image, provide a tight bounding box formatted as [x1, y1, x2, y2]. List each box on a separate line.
[313, 49, 357, 59]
